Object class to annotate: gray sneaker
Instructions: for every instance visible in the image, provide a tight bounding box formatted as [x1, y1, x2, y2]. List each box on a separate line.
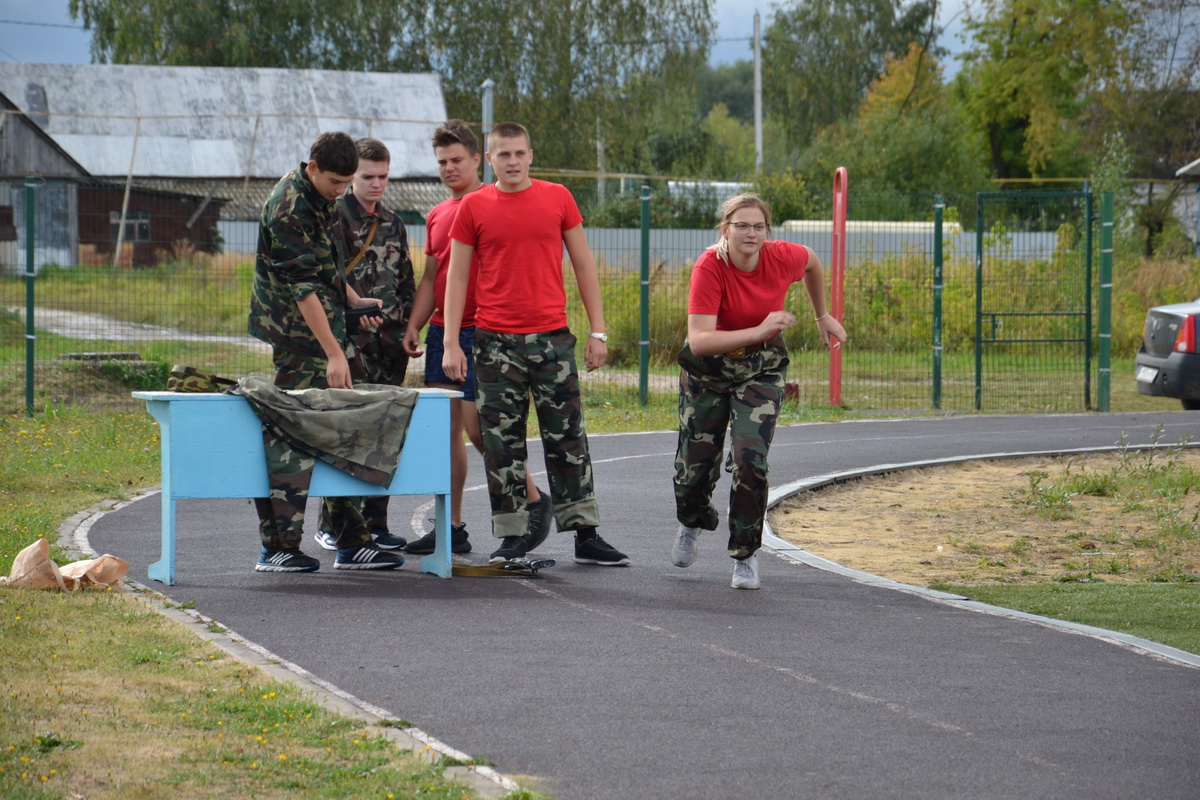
[671, 525, 701, 567]
[731, 553, 761, 590]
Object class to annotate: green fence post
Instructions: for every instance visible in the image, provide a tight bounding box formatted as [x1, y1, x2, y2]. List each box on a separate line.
[639, 185, 650, 405]
[1097, 192, 1113, 412]
[1083, 191, 1094, 409]
[24, 177, 37, 417]
[932, 195, 944, 409]
[974, 196, 984, 411]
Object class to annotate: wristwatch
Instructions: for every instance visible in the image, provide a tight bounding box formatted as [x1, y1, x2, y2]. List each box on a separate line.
[589, 332, 608, 343]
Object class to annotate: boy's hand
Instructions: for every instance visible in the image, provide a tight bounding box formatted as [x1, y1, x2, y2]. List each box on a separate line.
[402, 326, 424, 357]
[326, 352, 353, 389]
[349, 298, 384, 331]
[584, 337, 607, 372]
[443, 343, 468, 382]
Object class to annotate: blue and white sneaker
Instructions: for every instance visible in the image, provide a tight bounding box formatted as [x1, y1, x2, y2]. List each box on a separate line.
[334, 543, 404, 570]
[255, 547, 320, 573]
[313, 530, 338, 551]
[370, 530, 408, 550]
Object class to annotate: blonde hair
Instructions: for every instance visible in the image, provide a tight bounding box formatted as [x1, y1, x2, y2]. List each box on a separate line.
[709, 193, 773, 263]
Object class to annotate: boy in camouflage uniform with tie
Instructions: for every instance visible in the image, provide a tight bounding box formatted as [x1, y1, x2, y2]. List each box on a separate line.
[247, 131, 404, 574]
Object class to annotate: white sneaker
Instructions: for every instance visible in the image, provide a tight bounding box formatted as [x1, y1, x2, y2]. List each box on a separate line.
[671, 525, 701, 567]
[731, 554, 761, 589]
[313, 530, 338, 551]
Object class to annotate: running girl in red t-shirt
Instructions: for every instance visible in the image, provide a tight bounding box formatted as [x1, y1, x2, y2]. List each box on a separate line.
[672, 193, 846, 589]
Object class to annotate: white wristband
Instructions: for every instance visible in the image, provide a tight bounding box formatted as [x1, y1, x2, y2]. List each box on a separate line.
[815, 313, 832, 322]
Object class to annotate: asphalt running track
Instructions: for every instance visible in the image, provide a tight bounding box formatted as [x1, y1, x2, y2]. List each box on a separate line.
[83, 411, 1200, 800]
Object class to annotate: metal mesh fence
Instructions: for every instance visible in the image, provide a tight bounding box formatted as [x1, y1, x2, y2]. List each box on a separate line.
[2, 175, 1106, 415]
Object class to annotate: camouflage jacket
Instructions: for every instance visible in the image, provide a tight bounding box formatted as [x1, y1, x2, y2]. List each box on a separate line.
[248, 165, 349, 358]
[336, 192, 414, 357]
[233, 376, 418, 486]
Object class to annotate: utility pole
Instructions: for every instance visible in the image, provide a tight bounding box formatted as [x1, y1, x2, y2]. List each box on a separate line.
[754, 11, 763, 173]
[481, 78, 495, 184]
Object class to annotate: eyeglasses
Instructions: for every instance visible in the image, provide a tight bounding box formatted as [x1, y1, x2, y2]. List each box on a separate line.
[729, 222, 767, 234]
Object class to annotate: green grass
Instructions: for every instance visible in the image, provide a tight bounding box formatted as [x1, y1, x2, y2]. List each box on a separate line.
[0, 407, 549, 799]
[939, 584, 1200, 654]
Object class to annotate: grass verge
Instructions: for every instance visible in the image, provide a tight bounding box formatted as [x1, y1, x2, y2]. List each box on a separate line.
[0, 589, 499, 799]
[937, 583, 1200, 654]
[0, 405, 545, 800]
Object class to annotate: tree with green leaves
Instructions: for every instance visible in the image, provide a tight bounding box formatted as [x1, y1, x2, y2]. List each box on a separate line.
[428, 0, 711, 171]
[797, 44, 990, 210]
[958, 0, 1133, 179]
[70, 0, 431, 72]
[762, 0, 941, 153]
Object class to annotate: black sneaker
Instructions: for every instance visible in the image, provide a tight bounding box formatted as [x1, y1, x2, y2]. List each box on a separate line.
[404, 524, 471, 555]
[334, 543, 404, 570]
[370, 530, 408, 550]
[525, 491, 553, 553]
[573, 530, 630, 566]
[489, 536, 527, 564]
[256, 547, 320, 573]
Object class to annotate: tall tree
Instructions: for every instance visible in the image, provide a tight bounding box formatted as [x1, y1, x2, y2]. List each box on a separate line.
[798, 44, 990, 202]
[1085, 0, 1200, 179]
[70, 0, 431, 72]
[959, 0, 1133, 179]
[428, 0, 712, 171]
[762, 0, 941, 153]
[697, 60, 754, 122]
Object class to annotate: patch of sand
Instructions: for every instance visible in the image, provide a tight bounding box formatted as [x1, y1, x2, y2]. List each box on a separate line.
[770, 450, 1200, 587]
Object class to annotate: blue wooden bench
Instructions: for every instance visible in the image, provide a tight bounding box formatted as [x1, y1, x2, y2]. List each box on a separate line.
[133, 389, 459, 585]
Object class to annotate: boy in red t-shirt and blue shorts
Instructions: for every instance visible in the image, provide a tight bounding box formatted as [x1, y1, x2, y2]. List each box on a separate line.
[402, 121, 551, 556]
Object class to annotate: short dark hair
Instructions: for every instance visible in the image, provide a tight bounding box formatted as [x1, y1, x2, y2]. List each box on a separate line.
[431, 120, 479, 156]
[309, 132, 358, 176]
[487, 121, 531, 152]
[355, 137, 390, 164]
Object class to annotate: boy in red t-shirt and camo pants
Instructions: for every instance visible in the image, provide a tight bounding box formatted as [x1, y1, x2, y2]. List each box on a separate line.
[440, 121, 629, 567]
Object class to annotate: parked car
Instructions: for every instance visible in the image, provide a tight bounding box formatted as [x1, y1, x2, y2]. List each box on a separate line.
[1136, 297, 1200, 409]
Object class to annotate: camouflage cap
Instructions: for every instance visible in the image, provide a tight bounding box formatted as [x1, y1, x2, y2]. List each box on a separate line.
[167, 365, 238, 393]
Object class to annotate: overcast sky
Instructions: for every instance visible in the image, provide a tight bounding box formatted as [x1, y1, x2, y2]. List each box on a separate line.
[0, 0, 970, 72]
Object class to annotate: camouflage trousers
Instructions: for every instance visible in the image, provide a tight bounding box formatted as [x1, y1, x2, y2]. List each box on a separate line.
[673, 338, 788, 559]
[474, 327, 600, 539]
[347, 334, 409, 532]
[253, 350, 371, 551]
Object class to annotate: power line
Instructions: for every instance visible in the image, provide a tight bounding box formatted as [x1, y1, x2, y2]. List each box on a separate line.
[0, 18, 86, 30]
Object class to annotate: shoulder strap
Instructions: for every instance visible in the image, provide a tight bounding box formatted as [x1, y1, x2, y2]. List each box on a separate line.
[344, 219, 380, 277]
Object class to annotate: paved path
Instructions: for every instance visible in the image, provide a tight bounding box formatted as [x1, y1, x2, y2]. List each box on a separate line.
[85, 411, 1200, 799]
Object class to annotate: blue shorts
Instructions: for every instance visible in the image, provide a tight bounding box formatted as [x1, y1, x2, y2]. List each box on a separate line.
[424, 324, 477, 402]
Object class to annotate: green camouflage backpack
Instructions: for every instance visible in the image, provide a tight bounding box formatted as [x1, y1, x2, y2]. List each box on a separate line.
[167, 365, 238, 393]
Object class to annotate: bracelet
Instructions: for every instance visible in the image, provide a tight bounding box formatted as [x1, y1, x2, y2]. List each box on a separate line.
[815, 313, 832, 322]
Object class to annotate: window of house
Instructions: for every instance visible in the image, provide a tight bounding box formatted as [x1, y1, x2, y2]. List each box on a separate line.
[109, 210, 151, 242]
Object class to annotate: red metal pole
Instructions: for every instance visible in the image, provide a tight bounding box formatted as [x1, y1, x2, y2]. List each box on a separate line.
[830, 167, 847, 406]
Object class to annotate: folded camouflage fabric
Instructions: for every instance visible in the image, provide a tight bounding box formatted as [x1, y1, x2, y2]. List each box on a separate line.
[167, 365, 238, 393]
[232, 376, 418, 485]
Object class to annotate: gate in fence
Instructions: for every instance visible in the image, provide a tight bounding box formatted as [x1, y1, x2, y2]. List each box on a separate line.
[967, 191, 1102, 412]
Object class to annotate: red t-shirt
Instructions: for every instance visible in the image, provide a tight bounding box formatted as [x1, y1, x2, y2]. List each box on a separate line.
[449, 180, 584, 333]
[424, 196, 477, 327]
[688, 241, 811, 333]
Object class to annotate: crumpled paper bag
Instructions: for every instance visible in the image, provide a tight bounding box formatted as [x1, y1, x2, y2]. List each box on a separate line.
[0, 538, 128, 590]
